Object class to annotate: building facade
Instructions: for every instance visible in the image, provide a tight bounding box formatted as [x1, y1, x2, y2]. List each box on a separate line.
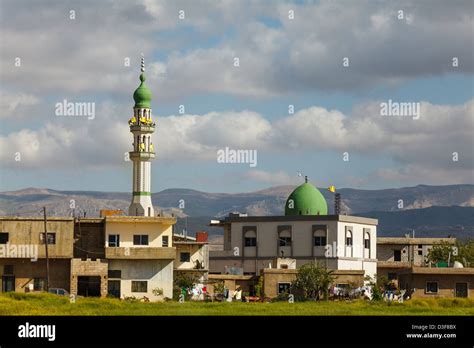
[0, 217, 74, 293]
[105, 216, 176, 300]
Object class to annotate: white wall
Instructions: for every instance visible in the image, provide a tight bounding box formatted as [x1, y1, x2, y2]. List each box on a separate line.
[109, 259, 174, 300]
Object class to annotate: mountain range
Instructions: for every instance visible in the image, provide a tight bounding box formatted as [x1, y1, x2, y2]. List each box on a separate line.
[1, 184, 473, 240]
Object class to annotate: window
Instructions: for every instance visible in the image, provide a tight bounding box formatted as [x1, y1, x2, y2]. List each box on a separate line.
[346, 235, 352, 246]
[278, 283, 291, 294]
[133, 235, 149, 246]
[131, 281, 147, 293]
[279, 237, 292, 247]
[180, 252, 191, 262]
[394, 250, 401, 261]
[108, 234, 120, 247]
[388, 273, 397, 281]
[418, 250, 423, 256]
[314, 236, 326, 246]
[418, 244, 423, 249]
[426, 282, 438, 294]
[108, 270, 121, 278]
[0, 232, 9, 244]
[4, 265, 13, 274]
[33, 278, 45, 291]
[40, 232, 56, 245]
[364, 231, 370, 249]
[162, 236, 169, 247]
[244, 237, 257, 247]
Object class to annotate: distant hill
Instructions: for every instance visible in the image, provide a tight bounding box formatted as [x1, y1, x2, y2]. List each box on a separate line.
[359, 206, 474, 239]
[0, 185, 473, 240]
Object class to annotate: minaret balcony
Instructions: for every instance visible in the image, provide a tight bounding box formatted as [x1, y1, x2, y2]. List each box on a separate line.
[130, 151, 155, 160]
[130, 124, 155, 133]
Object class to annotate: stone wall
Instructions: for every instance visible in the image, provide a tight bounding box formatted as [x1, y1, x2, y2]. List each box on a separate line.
[70, 258, 108, 298]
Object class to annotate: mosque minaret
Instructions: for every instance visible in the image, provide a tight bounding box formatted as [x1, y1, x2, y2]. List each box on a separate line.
[128, 57, 156, 216]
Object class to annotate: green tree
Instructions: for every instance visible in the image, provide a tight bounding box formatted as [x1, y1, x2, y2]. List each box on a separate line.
[291, 262, 334, 301]
[427, 241, 453, 264]
[455, 239, 474, 267]
[213, 280, 225, 297]
[174, 273, 200, 300]
[365, 275, 395, 301]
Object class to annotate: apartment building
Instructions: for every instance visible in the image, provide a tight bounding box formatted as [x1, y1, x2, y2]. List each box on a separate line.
[105, 216, 176, 300]
[0, 217, 74, 293]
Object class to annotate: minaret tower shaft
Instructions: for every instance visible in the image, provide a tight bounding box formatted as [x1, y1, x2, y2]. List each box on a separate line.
[128, 57, 156, 216]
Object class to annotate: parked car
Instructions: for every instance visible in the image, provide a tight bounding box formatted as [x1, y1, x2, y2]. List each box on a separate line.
[48, 288, 69, 296]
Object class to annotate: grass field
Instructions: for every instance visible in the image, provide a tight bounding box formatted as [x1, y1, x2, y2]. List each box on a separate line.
[1, 293, 473, 316]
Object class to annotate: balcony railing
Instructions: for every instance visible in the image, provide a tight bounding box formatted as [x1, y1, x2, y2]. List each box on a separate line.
[105, 247, 176, 260]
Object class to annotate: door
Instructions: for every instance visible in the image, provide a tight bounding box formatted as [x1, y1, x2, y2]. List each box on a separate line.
[455, 283, 468, 298]
[108, 280, 121, 298]
[2, 276, 15, 292]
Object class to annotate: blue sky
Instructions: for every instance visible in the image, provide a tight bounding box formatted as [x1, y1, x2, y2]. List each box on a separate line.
[0, 0, 473, 193]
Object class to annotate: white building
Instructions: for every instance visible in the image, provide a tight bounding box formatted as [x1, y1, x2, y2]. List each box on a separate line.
[209, 179, 378, 283]
[105, 216, 176, 300]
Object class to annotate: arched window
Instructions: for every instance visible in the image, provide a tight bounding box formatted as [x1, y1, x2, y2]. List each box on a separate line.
[364, 231, 370, 250]
[346, 230, 353, 247]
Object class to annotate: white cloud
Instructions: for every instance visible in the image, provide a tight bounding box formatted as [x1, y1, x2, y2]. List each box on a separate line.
[1, 0, 472, 99]
[1, 99, 471, 187]
[0, 91, 39, 117]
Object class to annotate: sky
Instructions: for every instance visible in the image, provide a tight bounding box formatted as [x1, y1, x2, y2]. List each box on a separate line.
[0, 0, 473, 193]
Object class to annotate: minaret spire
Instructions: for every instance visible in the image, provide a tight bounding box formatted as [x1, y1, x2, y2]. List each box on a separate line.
[128, 55, 156, 217]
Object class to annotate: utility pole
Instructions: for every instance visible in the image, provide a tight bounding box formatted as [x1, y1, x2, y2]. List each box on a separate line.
[43, 207, 50, 292]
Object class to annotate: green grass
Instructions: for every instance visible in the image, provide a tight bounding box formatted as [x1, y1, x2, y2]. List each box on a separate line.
[1, 293, 473, 316]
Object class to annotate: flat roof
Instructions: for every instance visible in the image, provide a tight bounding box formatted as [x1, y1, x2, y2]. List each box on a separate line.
[105, 216, 176, 224]
[262, 268, 364, 275]
[398, 267, 474, 275]
[211, 214, 378, 226]
[377, 237, 456, 245]
[173, 241, 208, 245]
[208, 274, 256, 281]
[0, 216, 74, 222]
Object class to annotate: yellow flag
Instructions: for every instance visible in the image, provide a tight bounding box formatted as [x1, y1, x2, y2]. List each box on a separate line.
[328, 185, 336, 193]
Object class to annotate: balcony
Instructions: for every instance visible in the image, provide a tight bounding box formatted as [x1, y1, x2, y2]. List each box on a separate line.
[377, 261, 411, 269]
[129, 151, 155, 160]
[129, 124, 155, 133]
[105, 247, 176, 260]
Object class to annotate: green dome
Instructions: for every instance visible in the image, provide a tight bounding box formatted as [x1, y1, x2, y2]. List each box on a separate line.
[133, 73, 152, 108]
[285, 182, 328, 216]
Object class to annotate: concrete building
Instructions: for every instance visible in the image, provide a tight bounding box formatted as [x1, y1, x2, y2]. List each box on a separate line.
[261, 268, 365, 298]
[377, 237, 457, 283]
[0, 217, 74, 293]
[398, 267, 473, 299]
[105, 216, 176, 301]
[174, 232, 209, 279]
[209, 179, 378, 297]
[71, 218, 108, 298]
